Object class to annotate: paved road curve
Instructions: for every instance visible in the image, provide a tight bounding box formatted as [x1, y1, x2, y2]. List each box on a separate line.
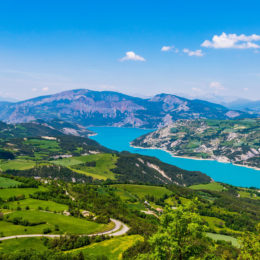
[0, 218, 129, 241]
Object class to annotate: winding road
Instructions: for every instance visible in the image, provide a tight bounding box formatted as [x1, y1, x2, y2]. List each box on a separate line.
[0, 218, 129, 241]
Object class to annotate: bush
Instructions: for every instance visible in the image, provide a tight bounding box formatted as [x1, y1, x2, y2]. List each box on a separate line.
[43, 228, 52, 234]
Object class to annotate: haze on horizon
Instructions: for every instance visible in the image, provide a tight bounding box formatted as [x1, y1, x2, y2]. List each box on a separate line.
[0, 1, 260, 102]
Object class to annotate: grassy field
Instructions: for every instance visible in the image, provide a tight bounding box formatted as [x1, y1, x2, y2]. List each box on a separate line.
[0, 159, 35, 171]
[0, 237, 48, 253]
[1, 210, 112, 236]
[190, 182, 225, 191]
[238, 189, 260, 200]
[206, 232, 240, 248]
[68, 235, 143, 259]
[6, 198, 68, 212]
[24, 139, 60, 151]
[112, 184, 172, 200]
[0, 186, 46, 200]
[53, 154, 118, 180]
[0, 177, 21, 188]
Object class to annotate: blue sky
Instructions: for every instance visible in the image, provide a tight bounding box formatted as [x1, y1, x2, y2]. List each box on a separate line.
[0, 0, 260, 101]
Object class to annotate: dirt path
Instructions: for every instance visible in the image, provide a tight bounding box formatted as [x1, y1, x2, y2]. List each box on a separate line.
[0, 218, 129, 241]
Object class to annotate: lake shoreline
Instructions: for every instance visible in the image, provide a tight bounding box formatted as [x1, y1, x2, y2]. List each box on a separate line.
[89, 126, 260, 188]
[130, 144, 260, 172]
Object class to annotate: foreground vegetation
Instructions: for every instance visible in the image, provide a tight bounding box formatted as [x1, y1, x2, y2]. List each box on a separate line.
[0, 174, 259, 259]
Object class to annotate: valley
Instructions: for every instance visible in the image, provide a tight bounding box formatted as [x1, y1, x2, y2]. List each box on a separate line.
[0, 116, 259, 259]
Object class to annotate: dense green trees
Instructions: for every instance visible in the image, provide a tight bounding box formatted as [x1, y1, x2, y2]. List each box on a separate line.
[238, 224, 260, 260]
[138, 200, 210, 259]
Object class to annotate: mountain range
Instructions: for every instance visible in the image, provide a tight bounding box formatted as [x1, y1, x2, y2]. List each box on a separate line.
[0, 89, 255, 128]
[225, 99, 260, 113]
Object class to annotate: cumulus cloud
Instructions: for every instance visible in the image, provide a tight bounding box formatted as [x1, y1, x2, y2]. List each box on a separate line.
[42, 87, 49, 92]
[161, 46, 179, 53]
[210, 81, 225, 91]
[183, 48, 204, 57]
[201, 33, 260, 49]
[161, 46, 172, 52]
[120, 51, 146, 62]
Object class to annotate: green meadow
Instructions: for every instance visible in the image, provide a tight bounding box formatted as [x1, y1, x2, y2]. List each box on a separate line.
[6, 198, 68, 212]
[0, 186, 47, 200]
[190, 182, 225, 191]
[53, 153, 118, 180]
[0, 237, 48, 253]
[206, 233, 240, 248]
[68, 235, 143, 259]
[2, 210, 112, 236]
[112, 184, 172, 200]
[0, 177, 21, 188]
[0, 159, 35, 171]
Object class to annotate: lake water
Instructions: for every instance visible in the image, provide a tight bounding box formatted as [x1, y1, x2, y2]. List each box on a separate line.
[89, 127, 260, 188]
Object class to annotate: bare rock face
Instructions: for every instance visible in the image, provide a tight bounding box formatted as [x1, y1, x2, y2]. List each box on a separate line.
[0, 89, 251, 128]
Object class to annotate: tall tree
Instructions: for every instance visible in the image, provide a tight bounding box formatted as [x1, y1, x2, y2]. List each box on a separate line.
[139, 200, 210, 260]
[239, 223, 260, 260]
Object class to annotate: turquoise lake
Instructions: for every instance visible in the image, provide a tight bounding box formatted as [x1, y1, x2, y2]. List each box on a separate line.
[89, 127, 260, 188]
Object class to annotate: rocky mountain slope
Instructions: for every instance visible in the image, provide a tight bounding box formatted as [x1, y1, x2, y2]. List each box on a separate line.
[132, 119, 260, 169]
[0, 89, 252, 128]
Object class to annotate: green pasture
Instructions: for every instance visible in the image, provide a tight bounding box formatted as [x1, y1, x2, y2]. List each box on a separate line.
[0, 237, 48, 253]
[190, 182, 225, 192]
[206, 232, 240, 247]
[68, 235, 143, 259]
[0, 177, 21, 188]
[24, 139, 60, 151]
[0, 159, 35, 171]
[2, 210, 112, 236]
[53, 153, 118, 180]
[0, 186, 46, 200]
[112, 184, 172, 200]
[6, 198, 68, 212]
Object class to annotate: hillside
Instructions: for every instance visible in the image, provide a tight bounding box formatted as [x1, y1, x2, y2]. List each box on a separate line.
[0, 89, 252, 128]
[226, 99, 260, 114]
[0, 121, 211, 186]
[0, 174, 259, 259]
[132, 119, 260, 169]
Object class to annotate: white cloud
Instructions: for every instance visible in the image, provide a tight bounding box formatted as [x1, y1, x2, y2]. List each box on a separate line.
[201, 33, 260, 49]
[161, 46, 172, 52]
[42, 87, 49, 92]
[120, 51, 146, 62]
[243, 87, 249, 91]
[183, 48, 204, 57]
[161, 45, 179, 53]
[32, 88, 38, 92]
[210, 81, 225, 91]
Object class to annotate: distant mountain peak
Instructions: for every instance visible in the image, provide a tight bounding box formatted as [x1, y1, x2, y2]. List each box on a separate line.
[0, 89, 255, 128]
